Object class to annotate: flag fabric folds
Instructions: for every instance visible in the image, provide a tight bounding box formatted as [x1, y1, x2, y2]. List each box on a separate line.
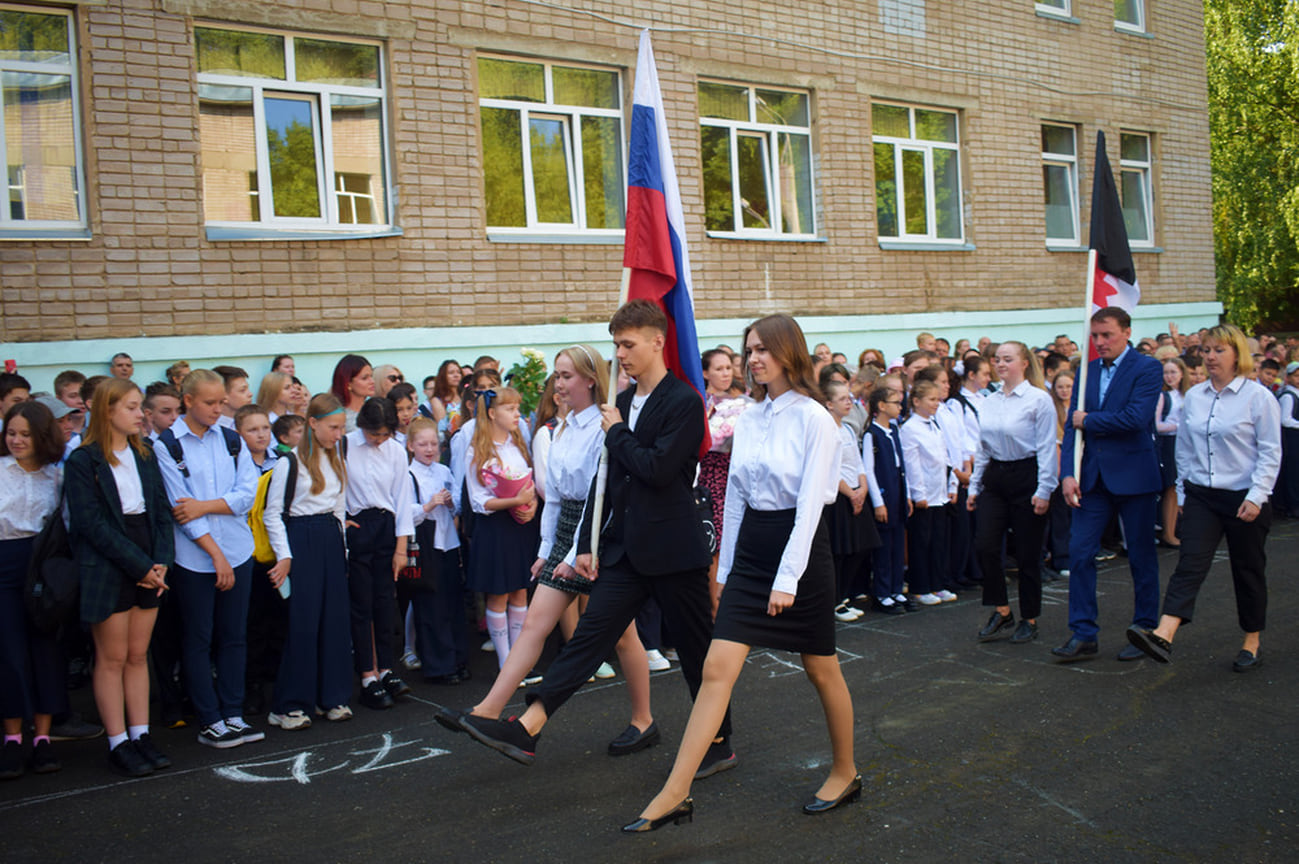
[1088, 130, 1141, 315]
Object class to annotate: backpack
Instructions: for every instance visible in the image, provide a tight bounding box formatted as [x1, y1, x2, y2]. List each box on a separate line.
[249, 452, 302, 563]
[24, 491, 78, 635]
[155, 424, 242, 478]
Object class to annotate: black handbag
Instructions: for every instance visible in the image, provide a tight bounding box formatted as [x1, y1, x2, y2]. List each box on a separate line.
[695, 484, 718, 555]
[25, 495, 79, 634]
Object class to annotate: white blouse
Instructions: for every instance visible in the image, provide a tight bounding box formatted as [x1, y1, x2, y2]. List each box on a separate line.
[967, 380, 1059, 502]
[465, 437, 532, 516]
[343, 429, 414, 536]
[1176, 377, 1281, 507]
[537, 404, 604, 560]
[900, 413, 956, 506]
[1155, 389, 1185, 436]
[718, 390, 839, 596]
[110, 447, 146, 515]
[836, 422, 866, 487]
[262, 452, 346, 561]
[409, 459, 459, 552]
[0, 456, 61, 540]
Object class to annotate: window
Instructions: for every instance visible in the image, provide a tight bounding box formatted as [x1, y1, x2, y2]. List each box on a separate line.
[872, 103, 963, 243]
[1036, 0, 1072, 17]
[1115, 0, 1145, 32]
[0, 5, 87, 235]
[1118, 131, 1153, 246]
[477, 55, 625, 236]
[698, 81, 815, 238]
[195, 26, 391, 233]
[1041, 123, 1079, 246]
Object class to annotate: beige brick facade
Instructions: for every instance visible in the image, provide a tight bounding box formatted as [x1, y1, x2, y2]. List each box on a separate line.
[1, 0, 1214, 346]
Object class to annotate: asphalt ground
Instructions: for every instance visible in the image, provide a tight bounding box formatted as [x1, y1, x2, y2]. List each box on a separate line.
[2, 518, 1296, 863]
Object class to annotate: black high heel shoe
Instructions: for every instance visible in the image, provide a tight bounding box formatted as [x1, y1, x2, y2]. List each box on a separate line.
[803, 775, 862, 814]
[621, 799, 694, 833]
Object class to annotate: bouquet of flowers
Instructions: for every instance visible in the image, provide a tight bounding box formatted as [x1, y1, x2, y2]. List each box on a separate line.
[481, 460, 537, 524]
[505, 347, 548, 416]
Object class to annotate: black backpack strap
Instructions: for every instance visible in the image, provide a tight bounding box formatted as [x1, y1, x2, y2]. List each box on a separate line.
[417, 403, 434, 420]
[156, 427, 189, 478]
[280, 451, 298, 515]
[410, 471, 422, 504]
[220, 426, 242, 464]
[340, 436, 349, 460]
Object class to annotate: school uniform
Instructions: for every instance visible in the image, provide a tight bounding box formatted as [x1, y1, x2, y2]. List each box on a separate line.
[951, 388, 985, 586]
[1275, 384, 1299, 517]
[344, 429, 414, 675]
[407, 459, 466, 678]
[900, 412, 958, 597]
[968, 380, 1058, 620]
[263, 449, 352, 714]
[1155, 389, 1185, 490]
[864, 420, 907, 605]
[535, 404, 604, 590]
[464, 437, 538, 595]
[827, 421, 880, 602]
[244, 451, 285, 710]
[715, 389, 840, 655]
[153, 422, 259, 729]
[939, 398, 974, 590]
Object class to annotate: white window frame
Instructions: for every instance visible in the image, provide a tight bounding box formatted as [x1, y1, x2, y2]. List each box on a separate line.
[1114, 0, 1146, 34]
[1041, 122, 1080, 248]
[698, 80, 817, 240]
[1119, 130, 1154, 247]
[1035, 0, 1072, 19]
[871, 102, 964, 245]
[195, 24, 394, 236]
[478, 55, 626, 239]
[0, 3, 88, 238]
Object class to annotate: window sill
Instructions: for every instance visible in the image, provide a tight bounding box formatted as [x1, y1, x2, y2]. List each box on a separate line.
[1035, 9, 1081, 25]
[0, 227, 92, 242]
[878, 239, 975, 251]
[1131, 245, 1164, 253]
[1045, 243, 1086, 252]
[705, 231, 827, 243]
[1114, 23, 1155, 39]
[486, 230, 625, 245]
[205, 225, 403, 242]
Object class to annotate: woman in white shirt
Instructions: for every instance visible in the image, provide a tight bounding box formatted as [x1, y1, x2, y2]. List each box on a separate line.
[967, 342, 1057, 645]
[1155, 358, 1189, 548]
[628, 315, 859, 833]
[1127, 325, 1281, 672]
[263, 393, 352, 730]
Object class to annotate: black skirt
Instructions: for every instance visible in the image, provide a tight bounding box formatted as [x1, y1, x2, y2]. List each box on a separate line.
[112, 514, 161, 614]
[1157, 434, 1177, 489]
[467, 509, 539, 595]
[828, 491, 882, 556]
[537, 499, 593, 596]
[713, 508, 836, 656]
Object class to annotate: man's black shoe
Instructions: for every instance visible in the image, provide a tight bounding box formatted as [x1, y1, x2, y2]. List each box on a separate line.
[461, 715, 538, 766]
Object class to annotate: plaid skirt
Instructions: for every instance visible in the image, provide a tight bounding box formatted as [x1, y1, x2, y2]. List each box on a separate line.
[536, 499, 594, 596]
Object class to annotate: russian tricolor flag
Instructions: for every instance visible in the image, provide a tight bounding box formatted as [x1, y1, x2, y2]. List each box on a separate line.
[624, 30, 708, 405]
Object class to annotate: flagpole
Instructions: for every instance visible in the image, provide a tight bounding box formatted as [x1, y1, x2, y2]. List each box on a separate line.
[591, 266, 632, 570]
[1073, 248, 1096, 481]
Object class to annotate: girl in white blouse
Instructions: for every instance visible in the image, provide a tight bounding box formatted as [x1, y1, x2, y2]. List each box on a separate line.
[630, 315, 859, 832]
[900, 379, 959, 605]
[1155, 358, 1189, 547]
[263, 393, 352, 730]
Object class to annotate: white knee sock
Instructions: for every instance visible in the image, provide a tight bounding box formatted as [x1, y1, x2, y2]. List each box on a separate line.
[486, 609, 510, 668]
[404, 605, 417, 655]
[506, 604, 528, 649]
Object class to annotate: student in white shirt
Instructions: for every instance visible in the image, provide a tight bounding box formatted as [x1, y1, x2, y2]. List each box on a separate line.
[1278, 361, 1299, 517]
[1155, 358, 1190, 547]
[631, 315, 859, 832]
[967, 342, 1057, 644]
[900, 379, 959, 606]
[1127, 325, 1282, 672]
[386, 382, 419, 447]
[344, 398, 415, 710]
[917, 364, 976, 594]
[264, 393, 352, 730]
[822, 380, 873, 622]
[235, 404, 280, 716]
[449, 368, 503, 518]
[211, 365, 252, 431]
[153, 369, 262, 750]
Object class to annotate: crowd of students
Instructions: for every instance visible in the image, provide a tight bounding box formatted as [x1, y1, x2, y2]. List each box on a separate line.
[0, 315, 1292, 785]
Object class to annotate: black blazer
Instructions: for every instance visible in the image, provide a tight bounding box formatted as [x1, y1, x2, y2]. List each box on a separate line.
[575, 372, 711, 575]
[64, 441, 175, 623]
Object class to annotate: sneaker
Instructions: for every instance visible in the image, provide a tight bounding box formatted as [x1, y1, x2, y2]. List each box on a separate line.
[197, 722, 244, 749]
[914, 593, 942, 606]
[460, 714, 539, 766]
[834, 602, 862, 622]
[49, 712, 104, 741]
[1058, 569, 1071, 578]
[935, 589, 959, 602]
[481, 639, 496, 653]
[324, 705, 353, 722]
[594, 661, 616, 680]
[694, 739, 738, 780]
[360, 679, 395, 710]
[1095, 549, 1117, 563]
[268, 710, 312, 731]
[132, 734, 172, 770]
[0, 740, 23, 780]
[645, 649, 672, 671]
[30, 739, 61, 774]
[522, 669, 545, 686]
[402, 651, 422, 671]
[107, 740, 154, 777]
[661, 648, 679, 662]
[225, 718, 266, 744]
[380, 671, 412, 700]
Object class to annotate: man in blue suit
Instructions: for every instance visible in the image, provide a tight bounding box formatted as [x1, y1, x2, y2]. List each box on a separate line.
[1054, 307, 1163, 661]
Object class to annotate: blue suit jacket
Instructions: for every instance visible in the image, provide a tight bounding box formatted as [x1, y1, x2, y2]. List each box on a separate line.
[1060, 347, 1163, 496]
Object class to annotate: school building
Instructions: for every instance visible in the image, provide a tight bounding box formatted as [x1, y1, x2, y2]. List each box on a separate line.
[1, 0, 1220, 391]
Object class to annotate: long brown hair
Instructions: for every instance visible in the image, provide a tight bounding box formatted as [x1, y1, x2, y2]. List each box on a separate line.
[743, 315, 822, 402]
[299, 393, 347, 495]
[470, 387, 531, 483]
[82, 378, 151, 466]
[256, 372, 291, 412]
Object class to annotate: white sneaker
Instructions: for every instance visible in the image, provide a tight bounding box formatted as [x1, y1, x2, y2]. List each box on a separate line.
[594, 661, 616, 679]
[645, 649, 672, 671]
[915, 593, 942, 606]
[661, 648, 679, 662]
[324, 705, 352, 722]
[268, 710, 312, 731]
[401, 651, 422, 670]
[481, 639, 495, 652]
[935, 589, 958, 602]
[834, 603, 861, 622]
[1059, 569, 1071, 578]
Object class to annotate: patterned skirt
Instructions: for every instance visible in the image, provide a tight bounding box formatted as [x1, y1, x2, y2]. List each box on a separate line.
[536, 499, 594, 596]
[699, 450, 731, 545]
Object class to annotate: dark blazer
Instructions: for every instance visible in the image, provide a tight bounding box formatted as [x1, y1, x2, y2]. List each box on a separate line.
[1061, 347, 1163, 496]
[575, 371, 711, 575]
[65, 441, 175, 623]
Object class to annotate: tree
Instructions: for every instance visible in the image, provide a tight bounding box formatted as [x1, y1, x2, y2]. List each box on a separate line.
[1207, 0, 1299, 331]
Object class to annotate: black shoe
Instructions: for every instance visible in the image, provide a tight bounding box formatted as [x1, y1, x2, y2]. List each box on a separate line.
[522, 668, 544, 686]
[900, 598, 917, 613]
[977, 611, 1015, 642]
[49, 712, 104, 741]
[1125, 626, 1172, 663]
[425, 673, 463, 686]
[694, 739, 737, 780]
[361, 679, 395, 710]
[1117, 644, 1146, 662]
[803, 775, 862, 815]
[197, 723, 244, 749]
[1008, 621, 1039, 644]
[132, 734, 172, 770]
[381, 672, 412, 700]
[873, 597, 906, 615]
[461, 714, 539, 766]
[434, 707, 469, 733]
[622, 799, 694, 833]
[0, 740, 23, 780]
[108, 740, 154, 777]
[608, 722, 661, 757]
[1232, 649, 1263, 673]
[1051, 636, 1099, 662]
[30, 739, 61, 774]
[454, 665, 473, 683]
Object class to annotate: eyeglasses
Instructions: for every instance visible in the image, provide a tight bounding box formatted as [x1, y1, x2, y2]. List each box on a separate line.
[386, 375, 403, 383]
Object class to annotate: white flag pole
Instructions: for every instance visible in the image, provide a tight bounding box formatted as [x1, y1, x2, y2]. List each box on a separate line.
[591, 266, 632, 569]
[1072, 248, 1097, 481]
